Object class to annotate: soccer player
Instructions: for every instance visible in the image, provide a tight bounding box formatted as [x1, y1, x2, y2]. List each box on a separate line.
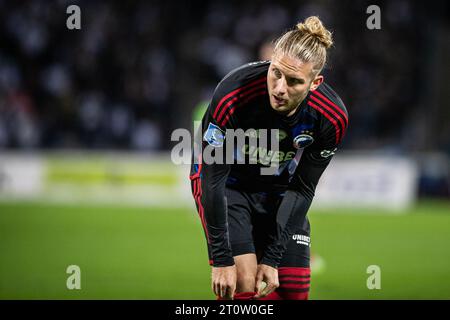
[190, 16, 348, 300]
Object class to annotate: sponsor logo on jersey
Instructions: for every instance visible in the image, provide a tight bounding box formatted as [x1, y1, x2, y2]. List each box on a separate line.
[293, 134, 314, 149]
[292, 234, 311, 247]
[203, 122, 225, 147]
[244, 129, 287, 141]
[242, 145, 296, 164]
[320, 148, 337, 158]
[277, 130, 288, 141]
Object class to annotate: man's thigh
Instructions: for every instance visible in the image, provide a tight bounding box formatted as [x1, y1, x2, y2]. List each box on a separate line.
[226, 187, 257, 256]
[226, 188, 312, 299]
[248, 191, 312, 300]
[226, 188, 311, 268]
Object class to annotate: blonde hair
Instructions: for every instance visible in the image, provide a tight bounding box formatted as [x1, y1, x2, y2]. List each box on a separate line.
[273, 16, 333, 75]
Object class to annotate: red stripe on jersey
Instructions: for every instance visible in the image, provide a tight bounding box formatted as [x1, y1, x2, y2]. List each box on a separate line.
[216, 83, 266, 123]
[308, 100, 341, 144]
[212, 76, 267, 121]
[194, 179, 209, 242]
[198, 155, 203, 178]
[189, 153, 203, 180]
[220, 90, 267, 127]
[310, 94, 347, 135]
[312, 90, 348, 125]
[192, 178, 198, 203]
[198, 180, 208, 239]
[194, 178, 200, 198]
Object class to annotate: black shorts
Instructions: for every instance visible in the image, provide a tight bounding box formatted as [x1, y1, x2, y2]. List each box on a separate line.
[193, 184, 311, 268]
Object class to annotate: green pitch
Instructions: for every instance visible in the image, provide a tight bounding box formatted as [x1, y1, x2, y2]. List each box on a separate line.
[1, 200, 449, 299]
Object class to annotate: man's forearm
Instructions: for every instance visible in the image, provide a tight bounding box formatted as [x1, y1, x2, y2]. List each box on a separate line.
[201, 163, 234, 266]
[260, 189, 312, 268]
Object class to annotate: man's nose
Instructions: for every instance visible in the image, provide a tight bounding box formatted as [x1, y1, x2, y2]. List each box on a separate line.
[275, 78, 287, 96]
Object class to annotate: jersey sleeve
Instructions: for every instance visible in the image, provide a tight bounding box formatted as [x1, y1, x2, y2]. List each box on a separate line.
[196, 77, 239, 267]
[260, 103, 349, 268]
[197, 64, 268, 267]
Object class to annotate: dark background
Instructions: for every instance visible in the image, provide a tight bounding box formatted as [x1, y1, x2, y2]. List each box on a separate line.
[0, 0, 449, 196]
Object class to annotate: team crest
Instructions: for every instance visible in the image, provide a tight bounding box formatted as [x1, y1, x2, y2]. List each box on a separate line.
[204, 122, 225, 147]
[293, 134, 314, 149]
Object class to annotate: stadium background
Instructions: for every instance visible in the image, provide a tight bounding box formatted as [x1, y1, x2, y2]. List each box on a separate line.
[0, 0, 449, 299]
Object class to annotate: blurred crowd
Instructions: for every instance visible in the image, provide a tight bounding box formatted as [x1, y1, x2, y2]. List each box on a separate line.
[0, 0, 448, 154]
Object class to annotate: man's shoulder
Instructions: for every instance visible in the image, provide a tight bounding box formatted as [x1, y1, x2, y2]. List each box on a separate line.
[306, 82, 349, 146]
[218, 60, 270, 88]
[311, 82, 348, 117]
[208, 61, 270, 128]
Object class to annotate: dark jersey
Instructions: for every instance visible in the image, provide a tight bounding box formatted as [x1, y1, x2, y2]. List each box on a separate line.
[190, 61, 348, 268]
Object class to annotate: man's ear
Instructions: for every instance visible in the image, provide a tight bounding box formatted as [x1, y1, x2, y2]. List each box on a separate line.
[309, 75, 324, 91]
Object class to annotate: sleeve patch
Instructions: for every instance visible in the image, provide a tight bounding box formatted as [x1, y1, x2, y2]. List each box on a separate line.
[203, 122, 226, 147]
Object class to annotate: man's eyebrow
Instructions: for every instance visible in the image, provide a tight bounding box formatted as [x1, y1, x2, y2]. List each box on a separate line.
[271, 63, 305, 83]
[271, 64, 280, 70]
[288, 76, 305, 83]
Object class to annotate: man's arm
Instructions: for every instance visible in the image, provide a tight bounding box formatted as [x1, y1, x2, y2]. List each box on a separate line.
[196, 66, 272, 298]
[196, 102, 236, 299]
[260, 148, 333, 268]
[198, 70, 264, 267]
[261, 110, 348, 268]
[252, 147, 335, 298]
[200, 156, 234, 266]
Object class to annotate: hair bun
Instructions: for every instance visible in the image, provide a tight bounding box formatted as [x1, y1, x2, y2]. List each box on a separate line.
[296, 16, 333, 49]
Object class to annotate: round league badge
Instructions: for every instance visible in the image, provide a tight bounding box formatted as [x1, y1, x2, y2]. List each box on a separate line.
[293, 134, 314, 149]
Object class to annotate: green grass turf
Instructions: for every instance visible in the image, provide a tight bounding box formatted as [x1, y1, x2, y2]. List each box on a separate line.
[0, 200, 449, 299]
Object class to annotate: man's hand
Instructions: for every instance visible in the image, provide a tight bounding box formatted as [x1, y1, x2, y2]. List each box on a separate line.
[254, 264, 279, 298]
[211, 265, 237, 299]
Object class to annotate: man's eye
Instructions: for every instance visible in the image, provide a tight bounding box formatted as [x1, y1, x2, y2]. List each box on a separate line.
[273, 69, 281, 77]
[290, 79, 303, 85]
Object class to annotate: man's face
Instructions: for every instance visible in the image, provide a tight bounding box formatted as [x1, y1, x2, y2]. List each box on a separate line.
[267, 53, 323, 116]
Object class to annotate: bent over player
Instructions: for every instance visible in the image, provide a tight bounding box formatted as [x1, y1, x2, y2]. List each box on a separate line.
[190, 16, 348, 300]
